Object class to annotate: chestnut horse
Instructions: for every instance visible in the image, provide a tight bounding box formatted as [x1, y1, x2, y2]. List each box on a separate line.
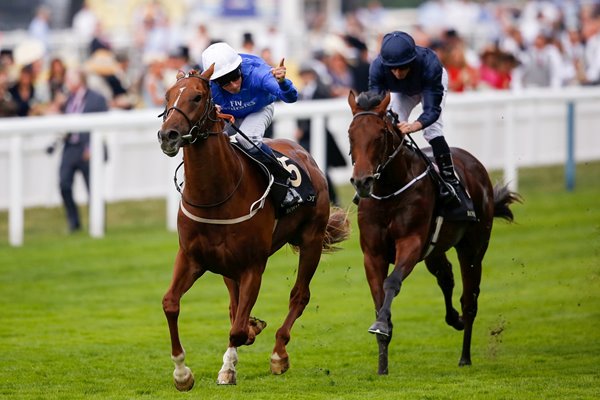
[157, 67, 350, 389]
[347, 91, 520, 374]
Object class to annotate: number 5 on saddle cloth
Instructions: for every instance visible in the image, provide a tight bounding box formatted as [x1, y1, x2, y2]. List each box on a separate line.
[230, 133, 316, 217]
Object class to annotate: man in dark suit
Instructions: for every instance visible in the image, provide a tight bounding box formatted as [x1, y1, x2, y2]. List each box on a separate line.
[59, 68, 108, 232]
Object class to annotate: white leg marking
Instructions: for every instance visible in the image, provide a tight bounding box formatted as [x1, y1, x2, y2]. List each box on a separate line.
[217, 347, 238, 384]
[172, 351, 192, 382]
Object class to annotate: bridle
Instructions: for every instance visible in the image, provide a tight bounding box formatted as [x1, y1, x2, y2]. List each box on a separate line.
[159, 73, 245, 210]
[351, 110, 406, 179]
[351, 109, 432, 200]
[158, 74, 220, 144]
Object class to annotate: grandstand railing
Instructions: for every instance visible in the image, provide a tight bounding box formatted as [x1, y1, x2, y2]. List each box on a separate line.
[1, 87, 600, 246]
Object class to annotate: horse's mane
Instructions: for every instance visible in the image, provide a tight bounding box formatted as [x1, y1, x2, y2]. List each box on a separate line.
[356, 91, 384, 111]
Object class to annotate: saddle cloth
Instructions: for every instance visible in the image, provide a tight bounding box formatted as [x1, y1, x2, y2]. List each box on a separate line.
[231, 142, 317, 214]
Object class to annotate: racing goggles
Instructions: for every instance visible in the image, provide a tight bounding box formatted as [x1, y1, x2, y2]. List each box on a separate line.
[215, 67, 242, 87]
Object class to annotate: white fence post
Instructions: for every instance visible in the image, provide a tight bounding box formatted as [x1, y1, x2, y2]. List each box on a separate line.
[309, 115, 327, 170]
[503, 102, 518, 191]
[9, 136, 24, 246]
[167, 154, 181, 232]
[89, 130, 105, 238]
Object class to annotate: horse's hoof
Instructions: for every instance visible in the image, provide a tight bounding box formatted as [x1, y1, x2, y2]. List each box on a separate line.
[270, 353, 290, 375]
[249, 316, 267, 334]
[368, 321, 390, 337]
[445, 311, 464, 331]
[217, 368, 237, 385]
[458, 358, 472, 367]
[173, 367, 194, 391]
[245, 317, 268, 345]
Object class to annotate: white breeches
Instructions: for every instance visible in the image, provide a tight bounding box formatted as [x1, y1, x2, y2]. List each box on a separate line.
[389, 68, 449, 143]
[226, 103, 274, 145]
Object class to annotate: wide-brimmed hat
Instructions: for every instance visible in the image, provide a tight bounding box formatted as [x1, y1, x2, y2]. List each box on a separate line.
[13, 38, 45, 66]
[84, 49, 120, 75]
[143, 51, 167, 66]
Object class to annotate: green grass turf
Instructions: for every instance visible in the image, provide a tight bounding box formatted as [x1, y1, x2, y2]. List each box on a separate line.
[0, 162, 598, 399]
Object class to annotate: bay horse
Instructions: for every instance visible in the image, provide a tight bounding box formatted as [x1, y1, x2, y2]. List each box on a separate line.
[157, 66, 350, 389]
[347, 91, 520, 374]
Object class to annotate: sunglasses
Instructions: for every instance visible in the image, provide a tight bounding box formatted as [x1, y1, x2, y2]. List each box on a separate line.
[215, 67, 242, 87]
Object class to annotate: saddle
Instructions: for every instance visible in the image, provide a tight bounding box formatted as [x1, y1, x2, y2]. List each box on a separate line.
[231, 142, 317, 216]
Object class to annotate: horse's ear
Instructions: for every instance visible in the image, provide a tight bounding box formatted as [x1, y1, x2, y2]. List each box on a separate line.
[377, 91, 391, 114]
[201, 63, 215, 80]
[176, 70, 185, 81]
[348, 90, 358, 114]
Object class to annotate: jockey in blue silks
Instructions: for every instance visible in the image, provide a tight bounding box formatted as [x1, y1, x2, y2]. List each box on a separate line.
[201, 42, 300, 209]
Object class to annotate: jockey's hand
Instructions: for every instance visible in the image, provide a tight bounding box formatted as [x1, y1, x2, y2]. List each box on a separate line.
[271, 58, 287, 83]
[397, 121, 423, 134]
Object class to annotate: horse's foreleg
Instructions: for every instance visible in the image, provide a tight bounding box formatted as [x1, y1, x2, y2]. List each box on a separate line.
[457, 250, 483, 367]
[425, 255, 464, 331]
[376, 329, 392, 375]
[223, 277, 239, 325]
[162, 252, 204, 391]
[369, 236, 421, 336]
[271, 238, 321, 375]
[217, 269, 264, 385]
[368, 237, 421, 374]
[363, 253, 391, 374]
[223, 277, 267, 346]
[217, 347, 238, 385]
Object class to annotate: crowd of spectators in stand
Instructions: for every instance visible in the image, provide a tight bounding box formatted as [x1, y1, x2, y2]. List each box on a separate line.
[2, 1, 600, 120]
[0, 0, 599, 221]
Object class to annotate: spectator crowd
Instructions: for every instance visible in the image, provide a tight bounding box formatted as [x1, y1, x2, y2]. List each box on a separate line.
[0, 0, 599, 218]
[2, 0, 600, 119]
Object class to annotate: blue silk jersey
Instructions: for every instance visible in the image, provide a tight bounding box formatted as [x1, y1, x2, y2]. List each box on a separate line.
[210, 54, 298, 119]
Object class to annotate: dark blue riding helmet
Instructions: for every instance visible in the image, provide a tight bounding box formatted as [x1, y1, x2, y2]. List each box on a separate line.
[380, 31, 416, 68]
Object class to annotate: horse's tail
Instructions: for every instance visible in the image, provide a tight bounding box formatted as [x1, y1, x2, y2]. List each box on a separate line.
[322, 207, 351, 253]
[493, 183, 522, 222]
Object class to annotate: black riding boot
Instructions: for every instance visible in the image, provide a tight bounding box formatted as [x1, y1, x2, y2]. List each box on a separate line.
[247, 144, 302, 213]
[430, 137, 476, 221]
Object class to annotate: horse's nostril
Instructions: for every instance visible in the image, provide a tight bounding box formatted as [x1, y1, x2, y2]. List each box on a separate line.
[168, 131, 179, 141]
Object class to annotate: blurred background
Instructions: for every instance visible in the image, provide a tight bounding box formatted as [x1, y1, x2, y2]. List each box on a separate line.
[1, 0, 600, 244]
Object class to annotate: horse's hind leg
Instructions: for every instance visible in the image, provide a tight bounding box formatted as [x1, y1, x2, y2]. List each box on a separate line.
[162, 251, 204, 391]
[425, 254, 464, 331]
[271, 236, 322, 375]
[456, 245, 484, 366]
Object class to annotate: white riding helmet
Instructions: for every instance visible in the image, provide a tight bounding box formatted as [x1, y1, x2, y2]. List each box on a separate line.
[201, 42, 243, 80]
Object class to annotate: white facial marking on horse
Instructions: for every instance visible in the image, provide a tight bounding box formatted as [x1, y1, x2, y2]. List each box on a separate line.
[165, 87, 186, 124]
[174, 87, 185, 108]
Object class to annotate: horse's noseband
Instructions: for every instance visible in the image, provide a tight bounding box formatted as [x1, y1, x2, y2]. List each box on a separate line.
[160, 106, 209, 144]
[159, 75, 216, 145]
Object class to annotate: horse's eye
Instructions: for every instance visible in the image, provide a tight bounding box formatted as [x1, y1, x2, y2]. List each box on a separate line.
[193, 95, 202, 103]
